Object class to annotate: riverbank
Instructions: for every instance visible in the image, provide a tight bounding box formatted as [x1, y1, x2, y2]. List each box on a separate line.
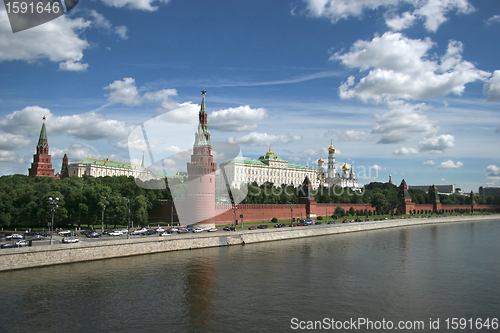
[0, 215, 498, 271]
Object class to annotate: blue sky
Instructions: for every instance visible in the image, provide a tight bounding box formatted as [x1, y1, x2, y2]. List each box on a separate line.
[0, 0, 499, 192]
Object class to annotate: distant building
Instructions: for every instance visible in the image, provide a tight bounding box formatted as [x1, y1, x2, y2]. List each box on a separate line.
[29, 116, 56, 178]
[218, 148, 317, 190]
[409, 184, 455, 194]
[66, 156, 155, 181]
[478, 186, 500, 197]
[317, 141, 361, 190]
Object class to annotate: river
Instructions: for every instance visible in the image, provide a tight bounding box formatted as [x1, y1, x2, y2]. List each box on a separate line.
[1, 219, 499, 332]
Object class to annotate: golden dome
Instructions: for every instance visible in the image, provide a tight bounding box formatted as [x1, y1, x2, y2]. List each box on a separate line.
[328, 145, 335, 153]
[266, 147, 274, 155]
[342, 162, 349, 172]
[318, 157, 324, 163]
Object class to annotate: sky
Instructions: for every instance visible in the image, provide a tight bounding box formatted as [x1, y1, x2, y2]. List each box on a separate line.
[0, 0, 499, 192]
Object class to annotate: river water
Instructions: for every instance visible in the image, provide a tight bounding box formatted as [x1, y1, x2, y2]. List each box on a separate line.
[1, 220, 499, 333]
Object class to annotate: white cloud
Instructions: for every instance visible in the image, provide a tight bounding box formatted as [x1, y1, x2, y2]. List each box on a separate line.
[371, 164, 386, 171]
[438, 160, 463, 169]
[393, 147, 419, 155]
[424, 160, 436, 165]
[0, 133, 31, 150]
[209, 106, 268, 132]
[0, 150, 19, 163]
[332, 32, 490, 103]
[0, 8, 90, 70]
[483, 70, 500, 101]
[486, 15, 500, 25]
[0, 106, 134, 141]
[104, 78, 142, 106]
[486, 165, 500, 177]
[300, 0, 474, 32]
[100, 0, 170, 11]
[228, 132, 302, 147]
[336, 129, 366, 141]
[372, 101, 436, 144]
[89, 10, 128, 40]
[418, 134, 455, 153]
[159, 102, 200, 124]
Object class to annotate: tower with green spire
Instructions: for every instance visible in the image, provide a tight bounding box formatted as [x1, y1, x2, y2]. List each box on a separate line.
[29, 116, 55, 177]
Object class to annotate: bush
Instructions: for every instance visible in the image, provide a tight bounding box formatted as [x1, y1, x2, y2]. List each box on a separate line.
[317, 216, 323, 220]
[271, 217, 278, 223]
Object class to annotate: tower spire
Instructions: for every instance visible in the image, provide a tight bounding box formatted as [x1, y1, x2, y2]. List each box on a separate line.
[37, 116, 49, 149]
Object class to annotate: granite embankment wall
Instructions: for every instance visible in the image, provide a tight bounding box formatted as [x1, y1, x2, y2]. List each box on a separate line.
[0, 215, 497, 272]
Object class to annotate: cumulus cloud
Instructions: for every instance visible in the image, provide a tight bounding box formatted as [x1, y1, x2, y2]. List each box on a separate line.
[372, 101, 436, 144]
[483, 70, 500, 101]
[393, 147, 419, 155]
[209, 106, 268, 132]
[332, 32, 490, 103]
[228, 132, 302, 147]
[0, 106, 134, 141]
[486, 165, 500, 177]
[371, 164, 386, 171]
[0, 150, 20, 163]
[486, 15, 500, 25]
[418, 134, 455, 153]
[300, 0, 474, 32]
[0, 133, 31, 150]
[438, 160, 463, 169]
[424, 160, 436, 165]
[104, 78, 143, 106]
[100, 0, 170, 11]
[159, 102, 200, 124]
[0, 8, 90, 71]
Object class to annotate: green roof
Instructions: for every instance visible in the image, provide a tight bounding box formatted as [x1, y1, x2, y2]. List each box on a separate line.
[37, 121, 48, 148]
[71, 158, 147, 171]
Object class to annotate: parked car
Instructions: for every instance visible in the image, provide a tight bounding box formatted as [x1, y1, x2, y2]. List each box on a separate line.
[257, 225, 268, 229]
[193, 228, 204, 233]
[248, 226, 257, 230]
[316, 221, 322, 225]
[87, 232, 101, 238]
[177, 229, 190, 234]
[131, 228, 147, 235]
[156, 227, 165, 233]
[30, 235, 45, 241]
[223, 226, 235, 231]
[142, 229, 156, 235]
[274, 223, 285, 228]
[108, 231, 123, 236]
[15, 240, 29, 246]
[1, 243, 18, 248]
[207, 228, 217, 232]
[297, 222, 305, 226]
[62, 237, 79, 243]
[159, 231, 171, 236]
[327, 221, 335, 224]
[58, 230, 72, 236]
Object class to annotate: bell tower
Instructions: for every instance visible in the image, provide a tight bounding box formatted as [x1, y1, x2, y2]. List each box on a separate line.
[29, 116, 55, 177]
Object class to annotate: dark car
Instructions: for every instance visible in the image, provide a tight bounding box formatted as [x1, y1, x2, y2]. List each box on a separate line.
[327, 221, 335, 224]
[87, 232, 101, 238]
[274, 223, 285, 228]
[1, 243, 20, 248]
[177, 229, 190, 234]
[257, 225, 268, 229]
[38, 231, 51, 237]
[142, 229, 156, 235]
[316, 221, 322, 225]
[30, 235, 45, 241]
[223, 226, 235, 231]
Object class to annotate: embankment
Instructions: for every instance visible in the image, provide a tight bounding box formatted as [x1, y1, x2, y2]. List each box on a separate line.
[1, 215, 497, 271]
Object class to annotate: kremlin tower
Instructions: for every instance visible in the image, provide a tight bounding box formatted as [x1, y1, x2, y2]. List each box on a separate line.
[186, 90, 217, 228]
[28, 116, 55, 177]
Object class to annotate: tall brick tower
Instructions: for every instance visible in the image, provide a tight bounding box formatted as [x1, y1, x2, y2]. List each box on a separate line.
[397, 179, 415, 214]
[186, 90, 217, 228]
[29, 116, 55, 177]
[60, 152, 69, 179]
[428, 184, 442, 213]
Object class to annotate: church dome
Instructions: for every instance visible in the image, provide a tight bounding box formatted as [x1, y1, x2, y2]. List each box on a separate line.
[318, 157, 324, 163]
[342, 162, 349, 172]
[328, 144, 335, 153]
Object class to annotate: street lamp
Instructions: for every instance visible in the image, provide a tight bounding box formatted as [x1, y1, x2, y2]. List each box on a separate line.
[101, 197, 106, 233]
[290, 205, 294, 226]
[233, 206, 237, 229]
[48, 197, 59, 245]
[124, 197, 131, 239]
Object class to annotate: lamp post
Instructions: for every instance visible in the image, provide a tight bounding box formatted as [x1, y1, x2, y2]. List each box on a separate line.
[101, 198, 106, 233]
[124, 197, 131, 239]
[290, 205, 294, 226]
[48, 197, 59, 245]
[233, 206, 237, 229]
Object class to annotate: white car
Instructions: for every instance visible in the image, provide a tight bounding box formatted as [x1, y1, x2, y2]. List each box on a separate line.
[58, 230, 71, 236]
[108, 231, 123, 236]
[193, 228, 203, 233]
[207, 228, 218, 232]
[6, 234, 23, 240]
[15, 240, 29, 246]
[156, 227, 165, 233]
[131, 228, 147, 235]
[202, 227, 211, 231]
[62, 237, 79, 243]
[159, 231, 172, 236]
[169, 227, 179, 232]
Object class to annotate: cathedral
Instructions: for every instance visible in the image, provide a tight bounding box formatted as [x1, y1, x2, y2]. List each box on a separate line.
[317, 141, 361, 190]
